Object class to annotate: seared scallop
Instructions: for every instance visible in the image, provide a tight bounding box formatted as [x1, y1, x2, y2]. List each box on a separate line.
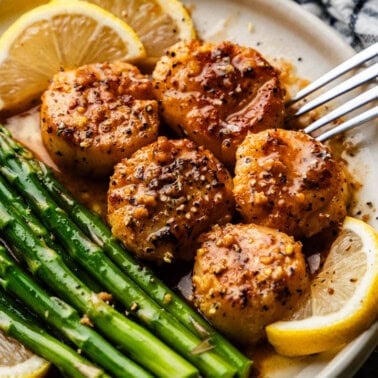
[41, 61, 159, 177]
[192, 223, 309, 345]
[233, 129, 348, 239]
[152, 40, 284, 167]
[107, 137, 234, 263]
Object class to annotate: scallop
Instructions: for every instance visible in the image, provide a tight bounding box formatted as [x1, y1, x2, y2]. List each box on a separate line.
[107, 137, 235, 263]
[192, 222, 309, 345]
[41, 61, 159, 177]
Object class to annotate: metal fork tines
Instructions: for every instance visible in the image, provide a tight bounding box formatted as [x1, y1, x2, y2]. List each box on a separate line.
[288, 42, 378, 141]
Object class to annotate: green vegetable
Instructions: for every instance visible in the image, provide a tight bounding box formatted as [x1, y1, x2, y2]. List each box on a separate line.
[0, 175, 101, 292]
[0, 288, 109, 378]
[0, 244, 152, 378]
[0, 125, 238, 377]
[0, 124, 252, 377]
[0, 178, 197, 378]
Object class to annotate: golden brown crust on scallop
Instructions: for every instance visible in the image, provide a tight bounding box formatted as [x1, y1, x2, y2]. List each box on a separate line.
[192, 223, 309, 345]
[41, 61, 159, 177]
[233, 129, 348, 239]
[152, 40, 285, 167]
[107, 137, 234, 263]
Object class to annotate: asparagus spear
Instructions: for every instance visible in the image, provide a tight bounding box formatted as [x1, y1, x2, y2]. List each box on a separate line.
[0, 175, 102, 293]
[0, 125, 252, 377]
[0, 288, 109, 378]
[0, 128, 237, 377]
[0, 189, 198, 378]
[0, 244, 152, 378]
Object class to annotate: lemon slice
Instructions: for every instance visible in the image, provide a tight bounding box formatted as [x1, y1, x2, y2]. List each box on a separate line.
[266, 216, 378, 356]
[0, 0, 145, 114]
[0, 330, 50, 378]
[83, 0, 196, 62]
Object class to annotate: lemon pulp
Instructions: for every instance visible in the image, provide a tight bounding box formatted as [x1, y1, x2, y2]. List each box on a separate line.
[266, 216, 378, 356]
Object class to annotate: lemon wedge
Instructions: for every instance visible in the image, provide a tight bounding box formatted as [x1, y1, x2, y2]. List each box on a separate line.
[0, 330, 50, 378]
[266, 216, 378, 356]
[83, 0, 196, 63]
[0, 0, 145, 115]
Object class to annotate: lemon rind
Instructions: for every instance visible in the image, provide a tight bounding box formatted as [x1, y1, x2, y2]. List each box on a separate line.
[266, 217, 378, 356]
[155, 0, 197, 40]
[0, 0, 146, 64]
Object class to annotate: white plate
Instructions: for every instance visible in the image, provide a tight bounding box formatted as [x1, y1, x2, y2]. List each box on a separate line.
[1, 0, 377, 376]
[183, 0, 378, 377]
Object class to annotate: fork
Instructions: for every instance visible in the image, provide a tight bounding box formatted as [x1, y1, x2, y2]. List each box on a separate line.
[287, 42, 378, 142]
